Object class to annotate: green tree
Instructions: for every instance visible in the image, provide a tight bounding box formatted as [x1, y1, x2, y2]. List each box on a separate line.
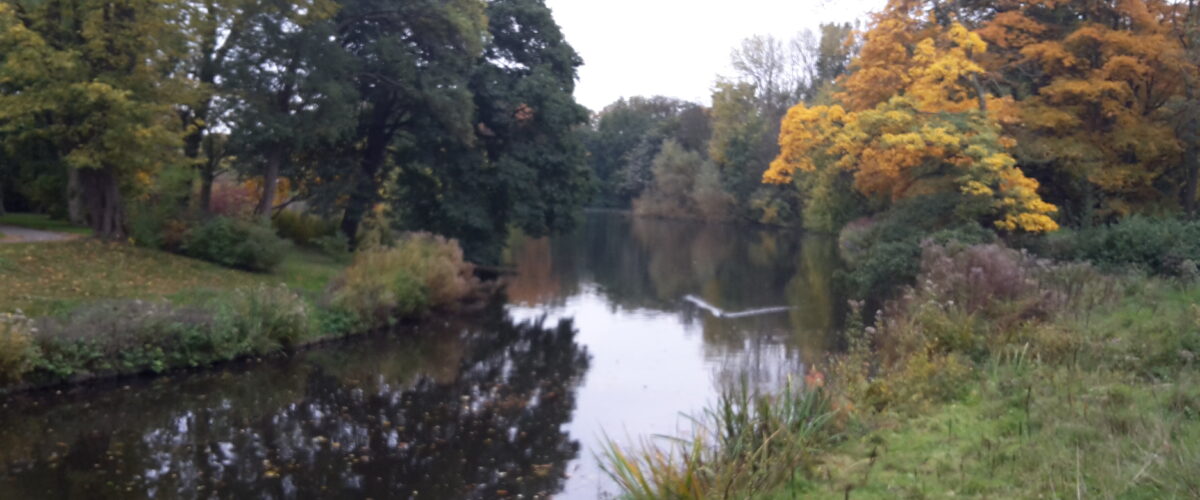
[331, 0, 485, 246]
[395, 0, 592, 261]
[223, 0, 348, 219]
[0, 0, 188, 239]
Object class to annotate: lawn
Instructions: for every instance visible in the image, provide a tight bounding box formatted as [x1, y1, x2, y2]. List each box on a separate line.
[0, 239, 343, 316]
[0, 213, 93, 236]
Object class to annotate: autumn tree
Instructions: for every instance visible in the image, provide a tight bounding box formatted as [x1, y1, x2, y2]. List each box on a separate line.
[968, 0, 1189, 223]
[769, 6, 1059, 234]
[0, 0, 188, 239]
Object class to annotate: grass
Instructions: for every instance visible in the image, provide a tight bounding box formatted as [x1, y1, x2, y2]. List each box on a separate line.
[0, 240, 342, 316]
[0, 213, 93, 236]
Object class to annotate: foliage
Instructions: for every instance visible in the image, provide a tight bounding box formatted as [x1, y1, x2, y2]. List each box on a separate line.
[329, 233, 476, 326]
[272, 210, 337, 246]
[767, 20, 1059, 234]
[182, 216, 289, 272]
[633, 140, 734, 220]
[0, 311, 37, 384]
[0, 0, 189, 239]
[1037, 216, 1200, 276]
[837, 195, 997, 300]
[29, 285, 309, 382]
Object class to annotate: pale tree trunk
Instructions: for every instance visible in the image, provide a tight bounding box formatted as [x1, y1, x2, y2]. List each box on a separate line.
[67, 167, 85, 225]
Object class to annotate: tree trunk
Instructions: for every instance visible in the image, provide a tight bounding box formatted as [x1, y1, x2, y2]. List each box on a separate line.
[1184, 138, 1199, 217]
[79, 166, 126, 240]
[255, 150, 282, 219]
[199, 165, 215, 214]
[341, 130, 390, 250]
[0, 177, 6, 216]
[67, 167, 85, 225]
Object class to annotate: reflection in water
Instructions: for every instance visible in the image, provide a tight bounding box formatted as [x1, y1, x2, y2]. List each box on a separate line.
[0, 213, 843, 499]
[0, 303, 588, 499]
[505, 212, 844, 497]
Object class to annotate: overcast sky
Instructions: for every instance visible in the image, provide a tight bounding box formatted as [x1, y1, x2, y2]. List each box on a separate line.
[543, 0, 883, 111]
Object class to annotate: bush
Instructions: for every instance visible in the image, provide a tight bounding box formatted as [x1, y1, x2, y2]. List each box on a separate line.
[330, 233, 476, 326]
[1038, 216, 1200, 276]
[30, 285, 312, 381]
[837, 195, 996, 301]
[182, 216, 289, 272]
[222, 284, 312, 349]
[0, 312, 38, 384]
[273, 210, 337, 246]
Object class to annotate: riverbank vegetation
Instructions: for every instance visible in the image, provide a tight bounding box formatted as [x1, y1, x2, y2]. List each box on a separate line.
[604, 0, 1200, 497]
[605, 240, 1200, 498]
[0, 232, 480, 393]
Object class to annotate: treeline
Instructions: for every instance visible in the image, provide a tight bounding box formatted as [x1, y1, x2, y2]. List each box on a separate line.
[0, 0, 591, 262]
[580, 24, 856, 225]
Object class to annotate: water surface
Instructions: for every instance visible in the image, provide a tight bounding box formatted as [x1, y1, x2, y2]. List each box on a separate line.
[0, 212, 842, 498]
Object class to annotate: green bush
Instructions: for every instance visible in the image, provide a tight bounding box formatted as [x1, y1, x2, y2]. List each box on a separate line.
[1038, 216, 1200, 276]
[27, 285, 313, 382]
[182, 216, 289, 272]
[222, 284, 312, 349]
[330, 233, 476, 326]
[0, 312, 38, 384]
[272, 210, 337, 246]
[837, 195, 996, 301]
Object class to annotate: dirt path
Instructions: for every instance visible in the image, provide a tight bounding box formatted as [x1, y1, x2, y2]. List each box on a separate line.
[0, 225, 82, 243]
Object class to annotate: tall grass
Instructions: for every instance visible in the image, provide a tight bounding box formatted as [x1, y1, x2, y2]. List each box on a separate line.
[602, 379, 836, 499]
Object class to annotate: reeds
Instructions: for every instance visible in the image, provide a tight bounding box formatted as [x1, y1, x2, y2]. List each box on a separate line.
[601, 379, 836, 499]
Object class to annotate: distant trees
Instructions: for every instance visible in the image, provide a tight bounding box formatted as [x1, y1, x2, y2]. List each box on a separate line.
[0, 0, 592, 262]
[583, 24, 857, 225]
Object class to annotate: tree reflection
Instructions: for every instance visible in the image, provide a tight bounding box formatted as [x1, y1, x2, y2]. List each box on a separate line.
[505, 212, 845, 367]
[0, 303, 589, 500]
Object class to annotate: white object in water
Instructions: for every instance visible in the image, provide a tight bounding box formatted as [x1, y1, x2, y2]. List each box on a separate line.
[683, 295, 794, 319]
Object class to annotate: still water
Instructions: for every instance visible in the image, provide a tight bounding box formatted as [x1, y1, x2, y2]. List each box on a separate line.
[0, 212, 843, 499]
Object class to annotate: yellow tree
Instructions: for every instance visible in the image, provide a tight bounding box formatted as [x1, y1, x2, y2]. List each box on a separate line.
[768, 4, 1058, 234]
[975, 0, 1190, 220]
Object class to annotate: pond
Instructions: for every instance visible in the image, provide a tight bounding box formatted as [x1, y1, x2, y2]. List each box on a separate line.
[0, 212, 844, 499]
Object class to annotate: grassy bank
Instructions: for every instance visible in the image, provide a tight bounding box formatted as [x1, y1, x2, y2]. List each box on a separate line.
[0, 240, 342, 316]
[0, 233, 482, 393]
[605, 242, 1200, 498]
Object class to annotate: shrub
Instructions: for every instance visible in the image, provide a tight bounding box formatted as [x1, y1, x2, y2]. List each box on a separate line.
[330, 233, 476, 326]
[273, 210, 337, 246]
[0, 312, 38, 384]
[1038, 216, 1200, 276]
[182, 216, 289, 272]
[222, 284, 312, 349]
[837, 195, 996, 301]
[29, 285, 312, 381]
[208, 180, 257, 218]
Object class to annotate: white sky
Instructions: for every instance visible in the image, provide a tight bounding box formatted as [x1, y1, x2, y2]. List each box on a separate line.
[544, 0, 884, 111]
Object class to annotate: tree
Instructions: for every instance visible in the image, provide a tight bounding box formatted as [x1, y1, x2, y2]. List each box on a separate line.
[222, 0, 348, 219]
[581, 96, 702, 207]
[395, 0, 593, 261]
[0, 0, 188, 239]
[328, 0, 485, 247]
[970, 0, 1188, 223]
[768, 13, 1059, 234]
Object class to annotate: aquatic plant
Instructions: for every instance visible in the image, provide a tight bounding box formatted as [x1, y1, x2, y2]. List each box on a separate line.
[602, 379, 836, 499]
